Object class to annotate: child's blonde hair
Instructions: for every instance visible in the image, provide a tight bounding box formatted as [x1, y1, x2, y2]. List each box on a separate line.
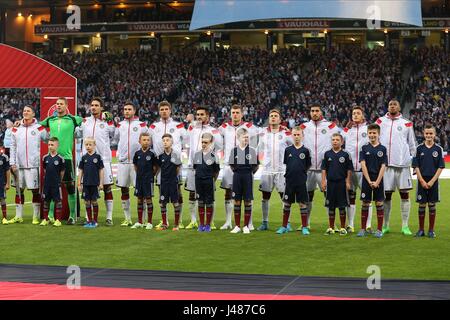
[84, 137, 96, 145]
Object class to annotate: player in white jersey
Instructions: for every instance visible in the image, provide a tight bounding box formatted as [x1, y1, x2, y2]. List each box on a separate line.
[114, 102, 149, 227]
[184, 106, 223, 230]
[8, 106, 48, 224]
[79, 98, 116, 226]
[342, 106, 372, 233]
[257, 109, 293, 231]
[376, 99, 417, 235]
[148, 101, 188, 228]
[301, 104, 340, 230]
[218, 104, 259, 230]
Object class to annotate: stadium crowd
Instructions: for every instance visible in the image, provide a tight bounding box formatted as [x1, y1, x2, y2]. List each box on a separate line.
[0, 46, 448, 150]
[408, 46, 449, 150]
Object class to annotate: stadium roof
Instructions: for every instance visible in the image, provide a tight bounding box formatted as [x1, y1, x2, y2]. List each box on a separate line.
[0, 0, 194, 9]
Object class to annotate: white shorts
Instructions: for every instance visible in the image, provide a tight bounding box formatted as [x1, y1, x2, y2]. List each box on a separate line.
[259, 172, 285, 193]
[220, 165, 234, 190]
[383, 167, 413, 192]
[306, 170, 322, 192]
[350, 171, 363, 192]
[185, 168, 196, 192]
[16, 168, 39, 190]
[103, 162, 114, 185]
[116, 163, 136, 188]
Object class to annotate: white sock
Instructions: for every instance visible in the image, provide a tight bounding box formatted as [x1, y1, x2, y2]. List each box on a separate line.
[122, 199, 131, 221]
[143, 202, 147, 224]
[189, 200, 197, 223]
[249, 211, 253, 227]
[348, 204, 356, 228]
[16, 204, 23, 219]
[224, 200, 232, 225]
[307, 202, 312, 226]
[210, 202, 215, 225]
[366, 205, 373, 229]
[32, 203, 40, 219]
[262, 199, 269, 223]
[383, 200, 392, 228]
[106, 200, 113, 220]
[401, 199, 411, 228]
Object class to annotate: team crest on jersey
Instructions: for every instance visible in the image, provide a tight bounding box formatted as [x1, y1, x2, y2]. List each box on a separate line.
[284, 195, 289, 200]
[278, 135, 283, 140]
[397, 126, 402, 131]
[432, 151, 438, 158]
[133, 127, 138, 132]
[300, 153, 305, 159]
[0, 161, 3, 166]
[31, 130, 36, 136]
[170, 128, 175, 133]
[418, 195, 422, 201]
[100, 124, 105, 129]
[206, 159, 213, 165]
[321, 129, 327, 134]
[93, 158, 98, 163]
[362, 132, 367, 137]
[361, 193, 365, 198]
[339, 157, 345, 163]
[160, 195, 165, 201]
[245, 154, 252, 160]
[54, 160, 59, 165]
[232, 192, 235, 197]
[146, 156, 151, 161]
[377, 151, 384, 157]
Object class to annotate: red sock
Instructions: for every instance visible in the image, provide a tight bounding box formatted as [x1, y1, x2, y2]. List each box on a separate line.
[429, 205, 436, 231]
[147, 202, 153, 224]
[55, 202, 62, 221]
[244, 204, 252, 227]
[137, 201, 143, 224]
[376, 205, 384, 231]
[283, 204, 290, 227]
[1, 201, 6, 219]
[199, 205, 205, 226]
[339, 208, 346, 228]
[161, 205, 168, 226]
[86, 205, 93, 222]
[43, 202, 49, 220]
[300, 207, 308, 227]
[418, 206, 425, 231]
[361, 205, 369, 230]
[234, 204, 241, 227]
[174, 205, 180, 226]
[206, 205, 213, 226]
[93, 203, 99, 223]
[328, 209, 335, 228]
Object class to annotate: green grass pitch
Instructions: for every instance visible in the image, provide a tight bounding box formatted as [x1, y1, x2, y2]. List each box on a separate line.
[1, 180, 449, 281]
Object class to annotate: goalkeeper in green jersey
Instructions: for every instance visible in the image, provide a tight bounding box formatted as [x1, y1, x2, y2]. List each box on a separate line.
[40, 97, 83, 224]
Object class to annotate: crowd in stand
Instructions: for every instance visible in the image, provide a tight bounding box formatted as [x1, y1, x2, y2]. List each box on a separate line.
[1, 46, 448, 150]
[408, 46, 449, 150]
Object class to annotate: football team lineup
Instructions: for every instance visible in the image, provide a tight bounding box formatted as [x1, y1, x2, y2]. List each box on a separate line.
[2, 97, 445, 242]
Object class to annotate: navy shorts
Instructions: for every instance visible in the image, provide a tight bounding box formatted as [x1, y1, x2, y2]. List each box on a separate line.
[283, 181, 309, 204]
[82, 185, 100, 201]
[416, 176, 440, 203]
[0, 186, 5, 199]
[360, 177, 385, 202]
[159, 181, 179, 204]
[43, 185, 62, 202]
[325, 180, 349, 208]
[195, 178, 215, 204]
[232, 172, 253, 201]
[135, 179, 154, 198]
